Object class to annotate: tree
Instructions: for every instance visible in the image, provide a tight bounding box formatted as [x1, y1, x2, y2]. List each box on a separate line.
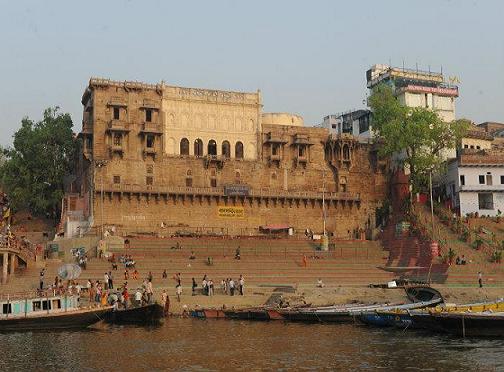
[368, 85, 470, 191]
[0, 107, 77, 216]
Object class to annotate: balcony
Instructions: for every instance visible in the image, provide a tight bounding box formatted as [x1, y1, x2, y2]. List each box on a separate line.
[110, 145, 124, 153]
[140, 122, 163, 135]
[269, 154, 281, 162]
[296, 155, 308, 163]
[82, 121, 93, 134]
[293, 134, 312, 145]
[265, 132, 287, 144]
[107, 97, 128, 107]
[107, 120, 130, 132]
[459, 185, 504, 192]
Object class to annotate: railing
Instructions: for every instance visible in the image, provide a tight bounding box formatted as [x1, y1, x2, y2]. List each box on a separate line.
[103, 184, 360, 201]
[459, 185, 504, 192]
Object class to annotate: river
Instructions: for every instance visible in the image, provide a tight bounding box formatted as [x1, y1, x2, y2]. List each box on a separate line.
[1, 319, 503, 371]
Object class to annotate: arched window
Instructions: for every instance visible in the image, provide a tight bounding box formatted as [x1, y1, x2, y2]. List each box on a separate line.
[222, 141, 231, 159]
[208, 139, 217, 156]
[187, 169, 192, 176]
[194, 139, 203, 157]
[343, 145, 350, 160]
[235, 141, 244, 159]
[180, 138, 189, 155]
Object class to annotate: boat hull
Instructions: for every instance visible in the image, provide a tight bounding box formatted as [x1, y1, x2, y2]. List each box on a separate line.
[0, 308, 110, 332]
[430, 313, 504, 337]
[105, 304, 164, 325]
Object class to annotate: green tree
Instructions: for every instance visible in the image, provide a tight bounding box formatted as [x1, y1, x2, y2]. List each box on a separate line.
[368, 85, 470, 191]
[0, 107, 77, 216]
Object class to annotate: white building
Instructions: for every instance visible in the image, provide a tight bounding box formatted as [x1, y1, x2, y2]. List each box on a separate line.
[319, 109, 372, 142]
[366, 64, 458, 123]
[445, 147, 504, 217]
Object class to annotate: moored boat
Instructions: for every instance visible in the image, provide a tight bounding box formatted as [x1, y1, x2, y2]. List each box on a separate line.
[204, 309, 225, 319]
[0, 293, 111, 331]
[105, 303, 164, 325]
[411, 311, 504, 337]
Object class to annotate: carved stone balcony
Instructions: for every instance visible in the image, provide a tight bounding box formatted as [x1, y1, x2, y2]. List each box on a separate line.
[265, 132, 288, 144]
[107, 120, 130, 132]
[140, 122, 163, 135]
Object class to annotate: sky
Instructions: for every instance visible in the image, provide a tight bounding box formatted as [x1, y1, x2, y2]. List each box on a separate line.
[0, 0, 503, 146]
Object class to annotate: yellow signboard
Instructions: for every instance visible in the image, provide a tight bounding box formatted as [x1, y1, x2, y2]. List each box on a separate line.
[217, 206, 245, 219]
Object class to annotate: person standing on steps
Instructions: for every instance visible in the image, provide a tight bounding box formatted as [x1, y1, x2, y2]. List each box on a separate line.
[478, 271, 483, 288]
[39, 268, 45, 291]
[239, 275, 245, 296]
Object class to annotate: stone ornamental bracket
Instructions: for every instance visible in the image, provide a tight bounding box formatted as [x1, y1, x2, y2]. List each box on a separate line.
[97, 184, 361, 205]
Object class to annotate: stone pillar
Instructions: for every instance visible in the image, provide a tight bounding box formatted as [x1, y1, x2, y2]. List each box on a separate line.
[9, 253, 15, 275]
[2, 253, 8, 284]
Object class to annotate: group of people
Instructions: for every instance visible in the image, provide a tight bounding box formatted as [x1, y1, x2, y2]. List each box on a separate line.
[455, 255, 468, 265]
[194, 275, 245, 296]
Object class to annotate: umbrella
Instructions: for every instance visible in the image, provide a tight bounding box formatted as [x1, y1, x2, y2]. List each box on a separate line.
[58, 264, 82, 280]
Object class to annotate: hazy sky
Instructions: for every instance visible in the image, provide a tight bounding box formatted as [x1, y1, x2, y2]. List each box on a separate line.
[1, 0, 503, 146]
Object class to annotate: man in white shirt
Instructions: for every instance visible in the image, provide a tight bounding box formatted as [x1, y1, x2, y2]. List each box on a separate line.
[135, 289, 143, 307]
[239, 275, 245, 296]
[104, 273, 109, 290]
[229, 279, 235, 296]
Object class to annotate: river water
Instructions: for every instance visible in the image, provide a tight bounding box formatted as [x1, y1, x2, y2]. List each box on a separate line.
[1, 319, 503, 371]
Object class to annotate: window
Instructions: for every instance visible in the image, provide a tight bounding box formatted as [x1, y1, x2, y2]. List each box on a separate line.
[343, 145, 350, 160]
[460, 175, 465, 186]
[146, 176, 153, 186]
[145, 109, 152, 122]
[146, 135, 155, 148]
[501, 175, 504, 185]
[331, 124, 336, 129]
[470, 145, 474, 149]
[235, 141, 244, 159]
[180, 138, 189, 155]
[2, 303, 12, 314]
[222, 141, 231, 158]
[113, 107, 120, 120]
[359, 115, 370, 134]
[298, 146, 306, 157]
[272, 144, 279, 156]
[113, 176, 121, 184]
[486, 173, 493, 186]
[208, 140, 217, 156]
[32, 301, 41, 311]
[478, 193, 494, 210]
[464, 144, 468, 149]
[476, 146, 481, 150]
[194, 139, 203, 157]
[479, 175, 485, 184]
[425, 93, 428, 108]
[210, 178, 217, 188]
[113, 134, 122, 146]
[146, 164, 154, 174]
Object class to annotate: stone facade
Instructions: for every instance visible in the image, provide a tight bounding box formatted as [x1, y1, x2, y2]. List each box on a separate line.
[68, 78, 388, 238]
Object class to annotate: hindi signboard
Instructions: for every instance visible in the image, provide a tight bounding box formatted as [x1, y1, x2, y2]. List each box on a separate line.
[224, 184, 250, 196]
[217, 206, 245, 219]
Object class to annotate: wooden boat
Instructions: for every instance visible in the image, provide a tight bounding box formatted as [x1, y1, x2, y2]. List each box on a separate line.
[358, 298, 444, 328]
[105, 303, 164, 325]
[405, 286, 443, 303]
[190, 309, 206, 319]
[266, 309, 284, 320]
[0, 293, 111, 331]
[279, 302, 404, 323]
[204, 309, 225, 318]
[224, 308, 270, 321]
[412, 312, 504, 337]
[370, 300, 504, 331]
